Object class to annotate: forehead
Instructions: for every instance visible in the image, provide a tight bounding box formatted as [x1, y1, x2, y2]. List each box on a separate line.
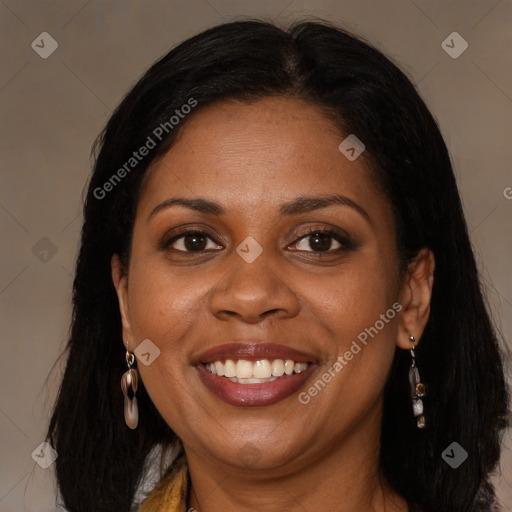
[137, 97, 382, 217]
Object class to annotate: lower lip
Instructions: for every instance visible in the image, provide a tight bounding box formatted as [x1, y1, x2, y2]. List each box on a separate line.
[196, 364, 316, 407]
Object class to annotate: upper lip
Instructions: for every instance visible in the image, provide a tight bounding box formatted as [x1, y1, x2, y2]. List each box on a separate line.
[192, 342, 318, 364]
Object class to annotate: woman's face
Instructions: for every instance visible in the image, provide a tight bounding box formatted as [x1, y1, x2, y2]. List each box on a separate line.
[113, 97, 424, 474]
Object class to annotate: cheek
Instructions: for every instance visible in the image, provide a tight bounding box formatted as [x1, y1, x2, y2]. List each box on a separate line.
[301, 252, 399, 345]
[298, 253, 399, 405]
[127, 259, 212, 343]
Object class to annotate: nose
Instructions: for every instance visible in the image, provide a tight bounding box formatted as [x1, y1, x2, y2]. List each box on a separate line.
[209, 249, 301, 324]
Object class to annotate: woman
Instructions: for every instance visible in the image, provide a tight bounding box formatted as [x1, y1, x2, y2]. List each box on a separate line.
[47, 20, 509, 512]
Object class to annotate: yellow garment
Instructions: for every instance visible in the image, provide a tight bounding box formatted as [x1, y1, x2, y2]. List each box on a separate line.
[137, 456, 189, 512]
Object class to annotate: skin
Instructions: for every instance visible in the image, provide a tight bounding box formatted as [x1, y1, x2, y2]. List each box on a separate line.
[112, 97, 435, 512]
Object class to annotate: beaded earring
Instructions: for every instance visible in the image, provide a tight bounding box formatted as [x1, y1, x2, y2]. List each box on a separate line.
[408, 335, 426, 429]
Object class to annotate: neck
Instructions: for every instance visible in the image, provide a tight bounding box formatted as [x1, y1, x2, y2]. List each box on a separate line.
[184, 410, 408, 512]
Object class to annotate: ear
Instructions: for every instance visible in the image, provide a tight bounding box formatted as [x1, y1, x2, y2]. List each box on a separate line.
[396, 248, 435, 349]
[111, 254, 134, 350]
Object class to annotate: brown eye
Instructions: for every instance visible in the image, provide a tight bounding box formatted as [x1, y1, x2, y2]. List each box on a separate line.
[164, 231, 222, 252]
[307, 232, 336, 252]
[291, 230, 344, 253]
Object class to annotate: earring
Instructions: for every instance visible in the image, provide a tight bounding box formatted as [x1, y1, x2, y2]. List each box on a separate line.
[408, 335, 426, 429]
[121, 348, 139, 429]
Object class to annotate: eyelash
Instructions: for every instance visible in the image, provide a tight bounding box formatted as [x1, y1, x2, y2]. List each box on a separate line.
[160, 226, 356, 255]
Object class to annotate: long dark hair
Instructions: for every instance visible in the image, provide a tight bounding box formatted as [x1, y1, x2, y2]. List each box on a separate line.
[47, 20, 509, 511]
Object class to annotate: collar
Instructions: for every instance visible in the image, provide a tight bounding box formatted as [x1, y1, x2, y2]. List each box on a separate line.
[137, 455, 189, 512]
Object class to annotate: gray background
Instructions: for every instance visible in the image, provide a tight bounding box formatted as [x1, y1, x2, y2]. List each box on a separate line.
[0, 0, 511, 510]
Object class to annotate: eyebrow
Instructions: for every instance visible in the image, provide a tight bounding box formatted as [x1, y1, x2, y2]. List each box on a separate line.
[148, 194, 371, 224]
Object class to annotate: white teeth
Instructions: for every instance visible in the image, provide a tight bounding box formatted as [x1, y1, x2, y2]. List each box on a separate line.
[214, 361, 225, 377]
[205, 358, 309, 381]
[294, 362, 308, 374]
[271, 359, 284, 377]
[252, 359, 271, 379]
[224, 359, 236, 378]
[235, 360, 253, 379]
[228, 377, 278, 384]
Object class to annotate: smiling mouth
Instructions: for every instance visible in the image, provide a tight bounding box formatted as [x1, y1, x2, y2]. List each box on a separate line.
[194, 342, 317, 406]
[204, 358, 310, 384]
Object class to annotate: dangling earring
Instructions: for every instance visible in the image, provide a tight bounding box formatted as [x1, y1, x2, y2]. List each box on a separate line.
[121, 348, 139, 429]
[408, 335, 426, 429]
